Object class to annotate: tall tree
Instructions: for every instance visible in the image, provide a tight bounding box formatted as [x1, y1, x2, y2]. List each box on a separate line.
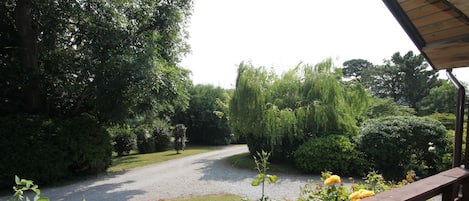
[229, 60, 370, 160]
[362, 51, 441, 108]
[175, 84, 232, 145]
[342, 59, 373, 78]
[417, 81, 458, 116]
[1, 0, 193, 122]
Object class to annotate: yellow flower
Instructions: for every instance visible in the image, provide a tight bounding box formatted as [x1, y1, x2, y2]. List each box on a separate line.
[349, 189, 375, 201]
[324, 175, 341, 186]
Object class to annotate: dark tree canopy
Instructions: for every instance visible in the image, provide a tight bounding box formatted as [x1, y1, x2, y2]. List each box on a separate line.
[175, 84, 232, 145]
[361, 51, 441, 108]
[0, 0, 193, 122]
[342, 59, 373, 78]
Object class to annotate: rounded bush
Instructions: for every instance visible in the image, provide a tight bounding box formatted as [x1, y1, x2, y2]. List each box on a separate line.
[109, 125, 136, 156]
[294, 135, 368, 175]
[135, 125, 155, 154]
[153, 126, 171, 152]
[357, 116, 450, 180]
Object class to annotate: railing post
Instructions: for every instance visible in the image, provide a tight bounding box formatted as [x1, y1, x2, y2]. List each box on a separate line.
[447, 69, 466, 200]
[447, 69, 465, 168]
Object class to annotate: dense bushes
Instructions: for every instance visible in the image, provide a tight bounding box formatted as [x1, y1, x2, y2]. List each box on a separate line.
[152, 120, 172, 151]
[294, 135, 368, 175]
[134, 120, 172, 154]
[109, 125, 136, 156]
[0, 114, 112, 188]
[426, 113, 456, 131]
[175, 84, 232, 145]
[357, 116, 450, 180]
[135, 125, 156, 154]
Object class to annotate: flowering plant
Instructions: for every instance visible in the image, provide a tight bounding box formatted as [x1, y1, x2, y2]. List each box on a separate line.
[298, 170, 415, 201]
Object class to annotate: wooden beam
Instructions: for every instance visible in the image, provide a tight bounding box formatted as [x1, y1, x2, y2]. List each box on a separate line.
[423, 34, 469, 50]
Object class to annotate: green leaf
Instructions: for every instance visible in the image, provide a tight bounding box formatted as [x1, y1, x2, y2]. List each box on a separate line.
[251, 179, 260, 186]
[257, 174, 265, 179]
[268, 175, 278, 183]
[15, 176, 20, 185]
[37, 197, 50, 201]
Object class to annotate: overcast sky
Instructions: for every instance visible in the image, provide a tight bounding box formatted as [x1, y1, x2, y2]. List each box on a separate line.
[180, 0, 469, 88]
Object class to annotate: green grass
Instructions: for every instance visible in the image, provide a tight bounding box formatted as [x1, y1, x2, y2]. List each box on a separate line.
[227, 152, 301, 174]
[108, 146, 216, 172]
[166, 194, 243, 201]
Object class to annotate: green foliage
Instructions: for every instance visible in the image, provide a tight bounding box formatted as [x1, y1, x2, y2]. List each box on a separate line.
[8, 176, 49, 201]
[298, 172, 351, 201]
[175, 84, 232, 145]
[367, 97, 415, 119]
[152, 120, 172, 152]
[0, 114, 111, 188]
[135, 125, 156, 154]
[294, 135, 368, 175]
[251, 151, 278, 201]
[0, 0, 193, 123]
[357, 116, 450, 180]
[417, 81, 458, 116]
[229, 60, 370, 162]
[109, 125, 136, 157]
[361, 51, 441, 108]
[298, 170, 416, 201]
[342, 59, 373, 78]
[426, 113, 456, 130]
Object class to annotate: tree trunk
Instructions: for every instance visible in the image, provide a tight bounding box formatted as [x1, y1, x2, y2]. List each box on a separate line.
[15, 0, 42, 114]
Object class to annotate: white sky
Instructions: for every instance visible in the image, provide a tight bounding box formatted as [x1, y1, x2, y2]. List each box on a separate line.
[180, 0, 469, 89]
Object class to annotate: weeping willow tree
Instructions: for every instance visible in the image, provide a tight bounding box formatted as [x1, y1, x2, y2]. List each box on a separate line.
[229, 59, 370, 161]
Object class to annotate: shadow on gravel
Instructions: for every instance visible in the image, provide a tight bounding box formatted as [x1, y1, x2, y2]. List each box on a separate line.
[193, 158, 254, 182]
[21, 172, 146, 201]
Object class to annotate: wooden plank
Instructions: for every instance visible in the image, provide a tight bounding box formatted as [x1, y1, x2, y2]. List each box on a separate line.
[448, 0, 469, 17]
[422, 25, 469, 42]
[400, 0, 439, 12]
[413, 9, 461, 27]
[423, 35, 469, 52]
[407, 1, 450, 20]
[424, 43, 469, 69]
[417, 17, 467, 36]
[431, 58, 469, 70]
[363, 168, 469, 201]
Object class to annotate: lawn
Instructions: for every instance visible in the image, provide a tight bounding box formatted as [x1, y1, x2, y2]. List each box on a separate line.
[108, 146, 217, 172]
[166, 194, 243, 201]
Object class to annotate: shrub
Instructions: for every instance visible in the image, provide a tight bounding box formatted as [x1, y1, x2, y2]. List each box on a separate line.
[152, 119, 171, 152]
[135, 125, 155, 154]
[0, 114, 111, 188]
[65, 115, 112, 175]
[294, 135, 368, 176]
[357, 116, 450, 180]
[109, 125, 136, 156]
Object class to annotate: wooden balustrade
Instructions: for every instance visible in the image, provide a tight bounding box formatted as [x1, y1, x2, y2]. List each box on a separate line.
[363, 167, 469, 201]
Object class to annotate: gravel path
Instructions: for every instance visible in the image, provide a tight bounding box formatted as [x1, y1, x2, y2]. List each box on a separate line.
[0, 145, 331, 201]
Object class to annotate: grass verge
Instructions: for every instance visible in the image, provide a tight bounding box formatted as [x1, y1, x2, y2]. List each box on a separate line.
[109, 146, 217, 172]
[166, 194, 243, 201]
[227, 152, 301, 174]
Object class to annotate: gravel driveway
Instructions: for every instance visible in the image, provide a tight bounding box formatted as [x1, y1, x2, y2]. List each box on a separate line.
[1, 145, 327, 201]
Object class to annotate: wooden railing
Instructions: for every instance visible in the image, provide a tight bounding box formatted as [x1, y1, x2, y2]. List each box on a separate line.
[363, 167, 469, 201]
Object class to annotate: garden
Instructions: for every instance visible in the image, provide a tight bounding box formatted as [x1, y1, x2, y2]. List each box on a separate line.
[0, 0, 464, 200]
